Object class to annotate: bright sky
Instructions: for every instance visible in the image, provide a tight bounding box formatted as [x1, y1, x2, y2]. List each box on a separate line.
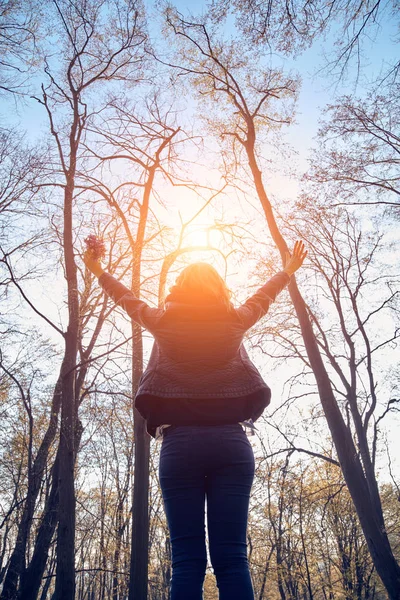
[1, 1, 399, 481]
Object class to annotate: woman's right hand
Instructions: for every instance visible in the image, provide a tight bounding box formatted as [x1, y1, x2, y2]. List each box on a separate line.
[283, 240, 307, 277]
[83, 249, 104, 278]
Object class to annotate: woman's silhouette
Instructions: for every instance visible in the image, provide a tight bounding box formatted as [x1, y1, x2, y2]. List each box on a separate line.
[83, 240, 307, 600]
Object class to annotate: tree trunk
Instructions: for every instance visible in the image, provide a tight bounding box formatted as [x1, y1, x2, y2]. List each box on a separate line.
[0, 374, 62, 600]
[18, 422, 83, 600]
[258, 545, 274, 600]
[112, 491, 129, 600]
[128, 154, 160, 600]
[245, 140, 400, 599]
[129, 322, 150, 600]
[53, 173, 79, 600]
[18, 449, 61, 600]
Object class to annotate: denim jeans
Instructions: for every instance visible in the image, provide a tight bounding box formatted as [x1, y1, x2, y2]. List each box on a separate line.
[159, 423, 255, 599]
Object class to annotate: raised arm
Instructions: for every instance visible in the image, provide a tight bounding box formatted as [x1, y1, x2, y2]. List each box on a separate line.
[236, 240, 307, 330]
[82, 248, 163, 331]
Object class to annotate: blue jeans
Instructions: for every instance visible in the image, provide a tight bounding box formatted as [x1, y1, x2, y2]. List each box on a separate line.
[159, 423, 255, 599]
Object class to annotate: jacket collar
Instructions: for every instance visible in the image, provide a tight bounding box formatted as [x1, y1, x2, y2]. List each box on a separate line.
[163, 300, 237, 322]
[165, 288, 225, 308]
[164, 300, 228, 312]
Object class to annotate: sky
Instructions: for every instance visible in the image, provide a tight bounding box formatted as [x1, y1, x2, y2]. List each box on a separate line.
[1, 0, 399, 481]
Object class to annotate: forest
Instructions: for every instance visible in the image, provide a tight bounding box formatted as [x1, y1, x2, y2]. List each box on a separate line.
[0, 0, 399, 598]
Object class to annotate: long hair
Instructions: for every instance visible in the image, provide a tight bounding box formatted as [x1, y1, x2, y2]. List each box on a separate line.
[166, 262, 233, 311]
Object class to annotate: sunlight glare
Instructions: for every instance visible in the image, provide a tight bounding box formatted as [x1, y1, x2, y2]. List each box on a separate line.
[181, 224, 213, 249]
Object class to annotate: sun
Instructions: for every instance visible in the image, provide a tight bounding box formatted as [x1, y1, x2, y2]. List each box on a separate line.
[181, 225, 214, 249]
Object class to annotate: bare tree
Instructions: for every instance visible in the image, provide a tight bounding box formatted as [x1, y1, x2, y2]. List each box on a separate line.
[27, 2, 146, 597]
[207, 0, 399, 83]
[0, 2, 147, 597]
[14, 223, 132, 600]
[304, 88, 400, 211]
[0, 0, 40, 96]
[81, 92, 237, 596]
[161, 13, 400, 597]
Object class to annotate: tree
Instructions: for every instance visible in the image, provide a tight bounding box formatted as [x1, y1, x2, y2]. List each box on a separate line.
[0, 128, 58, 600]
[208, 0, 400, 83]
[0, 2, 147, 597]
[82, 94, 184, 599]
[162, 12, 400, 597]
[83, 92, 236, 595]
[0, 0, 40, 96]
[29, 2, 146, 597]
[304, 88, 400, 211]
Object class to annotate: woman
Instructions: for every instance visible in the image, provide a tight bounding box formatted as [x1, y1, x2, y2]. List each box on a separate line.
[83, 240, 307, 600]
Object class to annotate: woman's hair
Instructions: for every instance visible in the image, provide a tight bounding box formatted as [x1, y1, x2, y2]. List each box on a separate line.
[167, 262, 233, 310]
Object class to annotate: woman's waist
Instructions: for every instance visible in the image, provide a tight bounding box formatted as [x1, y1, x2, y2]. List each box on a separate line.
[156, 420, 257, 442]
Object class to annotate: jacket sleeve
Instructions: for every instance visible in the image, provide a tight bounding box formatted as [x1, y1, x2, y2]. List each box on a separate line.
[99, 272, 163, 331]
[236, 271, 290, 331]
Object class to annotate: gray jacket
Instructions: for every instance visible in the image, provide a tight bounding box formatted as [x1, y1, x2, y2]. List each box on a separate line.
[99, 270, 290, 431]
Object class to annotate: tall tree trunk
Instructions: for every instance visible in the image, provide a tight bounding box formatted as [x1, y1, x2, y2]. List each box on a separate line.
[92, 124, 179, 600]
[112, 487, 129, 600]
[53, 170, 79, 599]
[18, 422, 83, 600]
[18, 448, 61, 600]
[244, 138, 400, 599]
[112, 525, 121, 600]
[129, 323, 150, 600]
[299, 482, 313, 600]
[39, 558, 55, 600]
[0, 374, 62, 600]
[258, 545, 274, 600]
[164, 533, 171, 600]
[128, 157, 160, 600]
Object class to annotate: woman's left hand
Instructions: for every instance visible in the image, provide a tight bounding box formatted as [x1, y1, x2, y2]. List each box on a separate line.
[283, 240, 307, 276]
[83, 249, 104, 278]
